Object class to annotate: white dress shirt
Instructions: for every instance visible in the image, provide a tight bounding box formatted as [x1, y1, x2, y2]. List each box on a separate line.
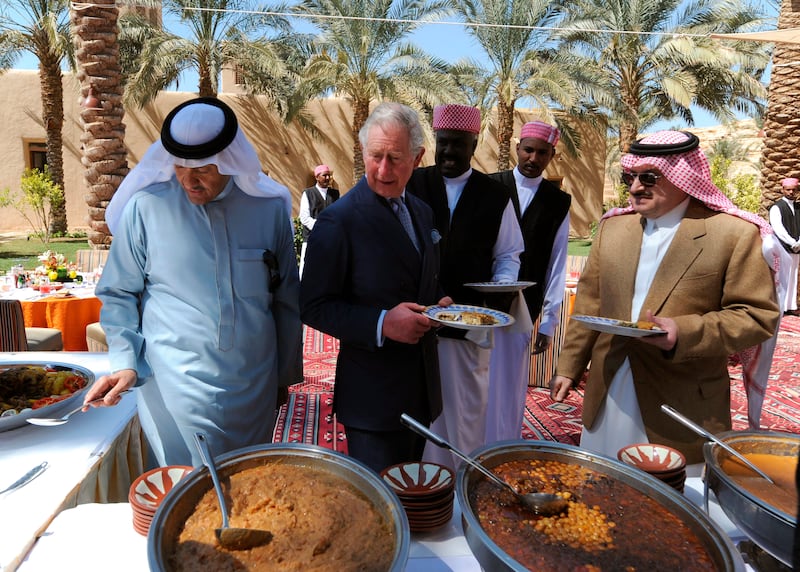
[581, 198, 690, 457]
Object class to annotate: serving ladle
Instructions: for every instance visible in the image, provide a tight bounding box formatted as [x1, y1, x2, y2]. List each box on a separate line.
[400, 414, 569, 516]
[193, 432, 273, 550]
[660, 404, 775, 485]
[27, 390, 131, 426]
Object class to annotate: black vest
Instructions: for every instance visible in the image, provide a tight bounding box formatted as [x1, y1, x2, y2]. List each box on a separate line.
[301, 186, 339, 239]
[489, 170, 571, 320]
[407, 166, 511, 309]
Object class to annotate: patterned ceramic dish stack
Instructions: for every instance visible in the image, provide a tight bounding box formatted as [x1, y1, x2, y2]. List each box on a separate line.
[617, 443, 687, 493]
[381, 461, 455, 533]
[128, 465, 194, 536]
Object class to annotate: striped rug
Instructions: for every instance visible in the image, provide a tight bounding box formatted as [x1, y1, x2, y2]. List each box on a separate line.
[274, 318, 800, 451]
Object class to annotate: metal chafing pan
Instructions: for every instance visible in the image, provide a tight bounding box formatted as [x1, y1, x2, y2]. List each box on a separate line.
[703, 430, 798, 567]
[457, 440, 745, 571]
[147, 443, 410, 571]
[0, 361, 94, 432]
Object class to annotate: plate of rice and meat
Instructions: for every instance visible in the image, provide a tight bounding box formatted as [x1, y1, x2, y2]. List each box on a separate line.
[571, 315, 666, 337]
[424, 304, 514, 330]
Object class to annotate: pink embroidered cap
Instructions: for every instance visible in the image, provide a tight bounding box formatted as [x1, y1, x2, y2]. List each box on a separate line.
[519, 121, 560, 146]
[314, 164, 331, 177]
[781, 177, 798, 188]
[432, 104, 481, 134]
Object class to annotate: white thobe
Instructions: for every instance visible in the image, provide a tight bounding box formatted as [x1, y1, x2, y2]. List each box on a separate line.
[423, 169, 524, 470]
[769, 198, 799, 312]
[485, 169, 570, 443]
[581, 198, 689, 458]
[97, 178, 303, 467]
[298, 185, 329, 277]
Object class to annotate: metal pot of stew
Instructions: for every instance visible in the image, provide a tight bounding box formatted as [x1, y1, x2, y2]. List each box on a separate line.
[457, 440, 745, 571]
[703, 430, 798, 567]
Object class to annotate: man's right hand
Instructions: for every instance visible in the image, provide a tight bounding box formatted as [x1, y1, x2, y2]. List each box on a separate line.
[83, 369, 137, 409]
[382, 302, 433, 344]
[549, 375, 573, 401]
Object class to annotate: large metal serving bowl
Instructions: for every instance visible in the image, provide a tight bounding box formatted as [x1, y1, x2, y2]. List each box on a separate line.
[147, 443, 410, 571]
[0, 361, 94, 432]
[703, 430, 798, 567]
[457, 440, 745, 571]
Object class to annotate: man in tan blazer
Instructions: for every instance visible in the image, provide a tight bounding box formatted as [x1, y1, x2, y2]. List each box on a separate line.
[550, 130, 780, 464]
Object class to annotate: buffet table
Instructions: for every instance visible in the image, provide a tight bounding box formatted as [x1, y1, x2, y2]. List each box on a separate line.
[15, 476, 756, 572]
[3, 285, 102, 351]
[0, 352, 144, 572]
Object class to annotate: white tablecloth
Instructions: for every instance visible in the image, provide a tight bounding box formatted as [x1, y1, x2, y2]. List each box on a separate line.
[0, 352, 143, 572]
[17, 477, 757, 572]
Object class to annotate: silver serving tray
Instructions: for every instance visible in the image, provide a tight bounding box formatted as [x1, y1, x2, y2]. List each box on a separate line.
[0, 361, 95, 432]
[147, 443, 410, 571]
[457, 440, 745, 571]
[703, 431, 798, 567]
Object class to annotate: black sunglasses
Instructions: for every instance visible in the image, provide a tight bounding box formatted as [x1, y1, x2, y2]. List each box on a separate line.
[622, 171, 662, 187]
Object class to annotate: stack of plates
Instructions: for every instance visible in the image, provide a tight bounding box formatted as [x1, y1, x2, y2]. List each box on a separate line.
[381, 461, 455, 532]
[128, 465, 193, 536]
[617, 443, 687, 493]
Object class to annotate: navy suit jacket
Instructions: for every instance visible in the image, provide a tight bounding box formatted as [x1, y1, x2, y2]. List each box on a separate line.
[300, 177, 443, 431]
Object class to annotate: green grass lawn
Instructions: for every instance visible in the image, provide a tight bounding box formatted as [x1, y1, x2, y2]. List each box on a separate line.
[0, 236, 90, 273]
[568, 238, 592, 257]
[0, 235, 593, 273]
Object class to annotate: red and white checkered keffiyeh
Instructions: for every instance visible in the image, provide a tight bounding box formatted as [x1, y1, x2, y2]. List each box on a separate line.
[607, 130, 773, 238]
[604, 130, 784, 429]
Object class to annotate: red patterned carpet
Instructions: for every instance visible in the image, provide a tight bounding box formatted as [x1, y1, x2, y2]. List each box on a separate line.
[274, 319, 800, 450]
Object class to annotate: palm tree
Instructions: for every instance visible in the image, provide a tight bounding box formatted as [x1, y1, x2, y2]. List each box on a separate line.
[448, 0, 599, 170]
[0, 0, 74, 234]
[759, 0, 800, 209]
[558, 0, 771, 153]
[120, 0, 295, 107]
[70, 0, 128, 248]
[293, 0, 456, 180]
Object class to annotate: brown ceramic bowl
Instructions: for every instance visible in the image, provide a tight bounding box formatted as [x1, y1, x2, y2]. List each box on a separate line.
[617, 443, 686, 474]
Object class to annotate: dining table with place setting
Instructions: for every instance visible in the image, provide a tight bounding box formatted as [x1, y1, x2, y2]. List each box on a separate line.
[1, 277, 102, 351]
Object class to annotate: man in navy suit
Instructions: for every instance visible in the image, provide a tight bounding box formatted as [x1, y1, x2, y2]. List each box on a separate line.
[300, 102, 450, 473]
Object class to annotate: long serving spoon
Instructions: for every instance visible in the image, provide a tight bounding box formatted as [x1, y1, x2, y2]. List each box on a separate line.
[26, 390, 132, 426]
[193, 432, 273, 550]
[660, 404, 775, 484]
[400, 414, 569, 516]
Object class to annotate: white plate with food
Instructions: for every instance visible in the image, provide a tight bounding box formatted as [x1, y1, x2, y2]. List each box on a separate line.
[571, 315, 666, 337]
[463, 281, 535, 293]
[424, 304, 514, 330]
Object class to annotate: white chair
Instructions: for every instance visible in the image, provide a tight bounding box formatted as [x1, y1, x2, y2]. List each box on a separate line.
[85, 322, 108, 352]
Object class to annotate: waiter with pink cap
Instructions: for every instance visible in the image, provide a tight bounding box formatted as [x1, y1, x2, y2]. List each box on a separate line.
[486, 121, 572, 442]
[769, 177, 800, 315]
[550, 130, 780, 466]
[407, 103, 524, 470]
[298, 164, 339, 276]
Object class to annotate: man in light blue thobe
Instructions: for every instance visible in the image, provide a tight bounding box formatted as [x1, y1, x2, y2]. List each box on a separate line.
[86, 97, 302, 467]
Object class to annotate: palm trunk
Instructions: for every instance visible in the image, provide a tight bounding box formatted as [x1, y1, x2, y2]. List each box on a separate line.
[352, 97, 369, 181]
[496, 98, 516, 172]
[38, 54, 67, 235]
[759, 0, 800, 213]
[71, 0, 129, 248]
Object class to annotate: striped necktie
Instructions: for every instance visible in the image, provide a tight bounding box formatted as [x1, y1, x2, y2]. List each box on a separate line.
[390, 197, 420, 253]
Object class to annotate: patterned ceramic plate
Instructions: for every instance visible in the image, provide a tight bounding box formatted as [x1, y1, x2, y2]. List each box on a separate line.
[463, 281, 536, 293]
[571, 315, 665, 337]
[424, 304, 514, 330]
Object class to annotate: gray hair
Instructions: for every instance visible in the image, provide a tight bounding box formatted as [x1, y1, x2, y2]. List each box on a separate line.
[358, 102, 424, 156]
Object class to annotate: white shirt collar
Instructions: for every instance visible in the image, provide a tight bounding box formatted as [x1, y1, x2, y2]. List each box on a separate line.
[644, 197, 690, 233]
